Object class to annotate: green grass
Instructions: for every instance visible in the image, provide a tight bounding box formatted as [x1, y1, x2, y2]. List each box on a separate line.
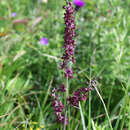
[0, 0, 130, 129]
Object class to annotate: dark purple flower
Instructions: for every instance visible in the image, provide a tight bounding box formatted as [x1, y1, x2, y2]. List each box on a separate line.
[81, 95, 87, 101]
[40, 38, 48, 45]
[73, 0, 85, 7]
[54, 102, 64, 113]
[58, 84, 66, 92]
[80, 87, 92, 93]
[51, 88, 65, 124]
[51, 88, 57, 97]
[56, 114, 68, 125]
[56, 114, 64, 122]
[86, 81, 89, 85]
[52, 88, 56, 93]
[68, 96, 79, 107]
[68, 85, 92, 107]
[52, 100, 59, 107]
[65, 66, 73, 78]
[60, 2, 76, 78]
[73, 90, 80, 97]
[11, 12, 16, 17]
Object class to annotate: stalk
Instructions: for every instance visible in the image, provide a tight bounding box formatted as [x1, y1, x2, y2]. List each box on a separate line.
[51, 0, 86, 129]
[94, 86, 113, 130]
[63, 76, 68, 130]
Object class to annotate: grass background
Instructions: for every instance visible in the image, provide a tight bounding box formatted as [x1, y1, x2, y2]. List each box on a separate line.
[0, 0, 130, 129]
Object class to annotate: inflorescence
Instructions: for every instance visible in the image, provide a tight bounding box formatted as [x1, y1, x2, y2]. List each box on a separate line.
[51, 79, 98, 124]
[68, 87, 92, 107]
[50, 0, 96, 126]
[60, 1, 76, 78]
[51, 85, 67, 124]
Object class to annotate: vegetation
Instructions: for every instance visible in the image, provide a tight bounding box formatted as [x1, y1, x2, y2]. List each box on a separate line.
[0, 0, 130, 129]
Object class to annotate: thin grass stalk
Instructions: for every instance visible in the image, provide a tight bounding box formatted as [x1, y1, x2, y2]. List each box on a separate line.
[120, 91, 128, 129]
[114, 104, 123, 130]
[79, 102, 86, 130]
[105, 86, 113, 122]
[94, 86, 113, 130]
[88, 91, 91, 130]
[88, 63, 92, 130]
[91, 119, 96, 130]
[129, 102, 130, 130]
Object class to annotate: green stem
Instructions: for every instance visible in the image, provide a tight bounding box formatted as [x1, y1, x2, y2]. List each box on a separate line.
[63, 76, 68, 130]
[79, 102, 86, 130]
[94, 86, 113, 130]
[88, 91, 91, 130]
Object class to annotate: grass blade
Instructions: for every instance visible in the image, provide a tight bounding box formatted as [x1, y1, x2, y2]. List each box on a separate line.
[94, 86, 113, 130]
[79, 102, 86, 130]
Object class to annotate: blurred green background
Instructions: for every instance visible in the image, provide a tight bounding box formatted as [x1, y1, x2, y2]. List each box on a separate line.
[0, 0, 130, 129]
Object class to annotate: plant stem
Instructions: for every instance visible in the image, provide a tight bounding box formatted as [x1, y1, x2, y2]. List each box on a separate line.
[63, 76, 68, 130]
[94, 86, 113, 130]
[88, 91, 91, 130]
[79, 102, 86, 130]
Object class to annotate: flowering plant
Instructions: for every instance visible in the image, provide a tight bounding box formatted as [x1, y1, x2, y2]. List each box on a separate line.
[51, 0, 95, 129]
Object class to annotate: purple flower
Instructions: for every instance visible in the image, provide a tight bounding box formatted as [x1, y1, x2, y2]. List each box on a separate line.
[40, 38, 48, 45]
[60, 2, 76, 75]
[65, 66, 73, 78]
[58, 84, 66, 92]
[68, 86, 92, 107]
[51, 87, 66, 124]
[11, 12, 16, 17]
[80, 87, 92, 93]
[56, 114, 64, 122]
[73, 0, 85, 7]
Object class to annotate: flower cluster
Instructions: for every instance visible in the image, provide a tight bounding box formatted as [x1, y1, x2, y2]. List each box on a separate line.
[58, 84, 66, 92]
[60, 2, 76, 78]
[51, 78, 98, 124]
[68, 79, 98, 107]
[64, 66, 74, 78]
[68, 87, 92, 107]
[51, 86, 68, 124]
